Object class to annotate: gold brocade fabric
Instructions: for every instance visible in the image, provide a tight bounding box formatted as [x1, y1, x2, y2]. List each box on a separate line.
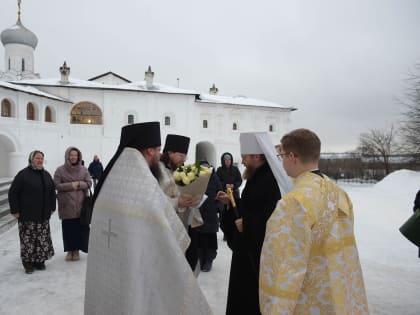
[259, 172, 369, 315]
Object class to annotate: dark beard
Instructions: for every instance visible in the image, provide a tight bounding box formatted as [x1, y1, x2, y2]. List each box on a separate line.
[243, 166, 257, 180]
[167, 161, 178, 172]
[150, 163, 162, 181]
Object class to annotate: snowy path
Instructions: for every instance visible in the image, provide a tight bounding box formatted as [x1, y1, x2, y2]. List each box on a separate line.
[1, 170, 420, 314]
[0, 214, 231, 315]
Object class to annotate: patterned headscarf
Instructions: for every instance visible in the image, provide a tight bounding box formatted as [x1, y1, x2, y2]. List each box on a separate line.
[28, 150, 45, 170]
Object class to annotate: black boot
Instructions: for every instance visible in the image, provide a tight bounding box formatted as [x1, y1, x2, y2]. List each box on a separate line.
[201, 259, 213, 272]
[197, 248, 205, 270]
[34, 262, 46, 270]
[22, 262, 34, 274]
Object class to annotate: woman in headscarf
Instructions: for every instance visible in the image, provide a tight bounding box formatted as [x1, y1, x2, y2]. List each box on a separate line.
[54, 147, 91, 261]
[8, 150, 56, 274]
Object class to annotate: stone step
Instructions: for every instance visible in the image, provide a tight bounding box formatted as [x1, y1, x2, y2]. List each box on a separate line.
[0, 185, 10, 195]
[0, 178, 12, 184]
[0, 208, 10, 220]
[0, 214, 16, 234]
[0, 195, 9, 206]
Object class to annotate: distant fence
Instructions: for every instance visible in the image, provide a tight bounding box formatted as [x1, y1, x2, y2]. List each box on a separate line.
[336, 178, 378, 185]
[0, 179, 16, 234]
[320, 153, 420, 181]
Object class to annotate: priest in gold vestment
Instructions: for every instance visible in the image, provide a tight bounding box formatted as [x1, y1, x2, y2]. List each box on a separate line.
[259, 128, 369, 315]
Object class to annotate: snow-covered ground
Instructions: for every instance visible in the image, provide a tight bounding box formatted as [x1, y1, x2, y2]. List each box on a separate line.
[0, 170, 419, 315]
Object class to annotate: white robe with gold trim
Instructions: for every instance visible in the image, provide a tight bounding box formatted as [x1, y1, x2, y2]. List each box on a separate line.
[84, 148, 212, 315]
[259, 172, 369, 315]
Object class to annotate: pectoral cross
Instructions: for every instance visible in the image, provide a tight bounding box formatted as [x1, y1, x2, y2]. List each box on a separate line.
[101, 219, 117, 249]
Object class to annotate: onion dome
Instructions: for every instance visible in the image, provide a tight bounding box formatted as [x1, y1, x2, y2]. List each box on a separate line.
[1, 17, 38, 49]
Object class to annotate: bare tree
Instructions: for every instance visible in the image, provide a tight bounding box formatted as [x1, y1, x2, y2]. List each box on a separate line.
[357, 126, 398, 175]
[400, 63, 420, 155]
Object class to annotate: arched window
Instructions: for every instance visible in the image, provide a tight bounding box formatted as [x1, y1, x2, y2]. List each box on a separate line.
[22, 59, 25, 72]
[127, 114, 134, 124]
[269, 124, 274, 132]
[233, 122, 237, 130]
[27, 102, 35, 120]
[165, 116, 171, 126]
[203, 119, 208, 128]
[70, 102, 103, 124]
[45, 106, 52, 122]
[1, 99, 11, 117]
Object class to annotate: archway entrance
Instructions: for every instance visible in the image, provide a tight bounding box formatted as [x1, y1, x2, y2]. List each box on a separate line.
[0, 134, 17, 177]
[195, 141, 217, 168]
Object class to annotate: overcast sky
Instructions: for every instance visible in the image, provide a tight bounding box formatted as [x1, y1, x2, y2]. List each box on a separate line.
[1, 0, 420, 152]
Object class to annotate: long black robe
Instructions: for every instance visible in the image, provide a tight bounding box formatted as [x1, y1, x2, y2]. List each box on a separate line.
[413, 190, 420, 258]
[224, 162, 281, 315]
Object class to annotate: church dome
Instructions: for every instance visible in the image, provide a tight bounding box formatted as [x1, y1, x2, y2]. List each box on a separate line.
[1, 18, 38, 49]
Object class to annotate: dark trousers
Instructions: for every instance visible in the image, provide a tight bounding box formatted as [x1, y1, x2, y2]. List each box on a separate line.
[197, 232, 217, 267]
[185, 226, 198, 271]
[62, 218, 90, 253]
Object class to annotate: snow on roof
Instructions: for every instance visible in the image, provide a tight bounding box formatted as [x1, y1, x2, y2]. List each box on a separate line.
[197, 94, 296, 110]
[12, 78, 198, 95]
[11, 78, 296, 109]
[13, 77, 110, 88]
[88, 71, 131, 83]
[120, 81, 198, 95]
[0, 81, 71, 102]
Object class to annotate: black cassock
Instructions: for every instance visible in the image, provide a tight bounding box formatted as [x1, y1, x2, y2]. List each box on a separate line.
[221, 162, 281, 315]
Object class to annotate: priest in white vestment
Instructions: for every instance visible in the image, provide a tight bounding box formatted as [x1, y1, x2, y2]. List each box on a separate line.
[84, 122, 212, 315]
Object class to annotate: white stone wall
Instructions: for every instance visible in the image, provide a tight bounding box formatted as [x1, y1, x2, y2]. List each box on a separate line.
[0, 88, 65, 176]
[0, 84, 293, 178]
[3, 43, 34, 73]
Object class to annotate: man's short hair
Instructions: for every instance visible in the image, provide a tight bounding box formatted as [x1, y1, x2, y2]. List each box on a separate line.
[280, 128, 321, 163]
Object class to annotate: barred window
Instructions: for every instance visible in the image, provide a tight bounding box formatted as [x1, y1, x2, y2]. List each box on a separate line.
[165, 116, 171, 126]
[128, 114, 134, 124]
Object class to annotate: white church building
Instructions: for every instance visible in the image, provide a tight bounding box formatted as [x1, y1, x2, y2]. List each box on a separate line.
[0, 4, 296, 178]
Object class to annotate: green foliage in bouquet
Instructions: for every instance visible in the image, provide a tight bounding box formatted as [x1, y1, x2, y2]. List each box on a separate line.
[173, 161, 211, 186]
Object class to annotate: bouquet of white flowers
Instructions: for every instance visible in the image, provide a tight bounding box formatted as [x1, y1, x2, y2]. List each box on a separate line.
[173, 162, 213, 228]
[173, 162, 212, 186]
[173, 162, 212, 203]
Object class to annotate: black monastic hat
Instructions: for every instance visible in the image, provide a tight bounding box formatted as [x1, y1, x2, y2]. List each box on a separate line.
[120, 121, 161, 150]
[93, 121, 161, 204]
[163, 134, 190, 154]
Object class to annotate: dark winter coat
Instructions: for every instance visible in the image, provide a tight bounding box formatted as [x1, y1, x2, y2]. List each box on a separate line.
[413, 190, 420, 258]
[88, 160, 104, 179]
[224, 162, 281, 315]
[216, 152, 242, 200]
[413, 190, 420, 212]
[196, 171, 223, 234]
[54, 147, 92, 220]
[8, 166, 56, 222]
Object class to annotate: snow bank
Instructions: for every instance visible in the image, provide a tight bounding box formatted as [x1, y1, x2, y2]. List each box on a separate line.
[374, 169, 420, 195]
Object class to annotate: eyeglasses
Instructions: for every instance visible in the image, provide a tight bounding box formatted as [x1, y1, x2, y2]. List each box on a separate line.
[277, 152, 298, 159]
